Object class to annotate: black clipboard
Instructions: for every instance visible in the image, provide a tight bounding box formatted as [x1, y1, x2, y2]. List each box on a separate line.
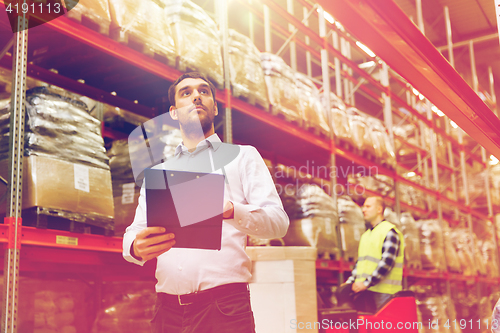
[145, 168, 225, 250]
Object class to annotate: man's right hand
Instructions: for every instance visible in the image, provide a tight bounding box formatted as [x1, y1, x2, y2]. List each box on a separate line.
[132, 227, 176, 261]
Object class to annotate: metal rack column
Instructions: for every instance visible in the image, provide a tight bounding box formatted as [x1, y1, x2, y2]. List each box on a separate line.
[3, 10, 28, 333]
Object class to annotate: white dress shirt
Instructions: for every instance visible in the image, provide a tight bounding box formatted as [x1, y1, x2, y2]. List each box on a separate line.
[122, 134, 289, 294]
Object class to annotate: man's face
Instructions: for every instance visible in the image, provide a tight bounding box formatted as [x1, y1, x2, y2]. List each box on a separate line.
[362, 197, 382, 224]
[170, 78, 218, 135]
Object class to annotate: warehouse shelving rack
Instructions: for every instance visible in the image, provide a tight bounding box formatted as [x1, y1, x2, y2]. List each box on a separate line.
[1, 0, 500, 330]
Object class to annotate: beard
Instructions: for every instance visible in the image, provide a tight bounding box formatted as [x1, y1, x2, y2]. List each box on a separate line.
[179, 105, 215, 137]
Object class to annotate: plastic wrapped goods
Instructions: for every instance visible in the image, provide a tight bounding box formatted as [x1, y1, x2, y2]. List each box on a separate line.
[367, 118, 396, 166]
[92, 281, 156, 333]
[228, 29, 269, 110]
[0, 86, 109, 170]
[108, 0, 176, 63]
[330, 107, 351, 144]
[166, 0, 223, 86]
[417, 219, 446, 271]
[481, 239, 499, 277]
[442, 224, 462, 273]
[261, 53, 302, 124]
[65, 0, 111, 33]
[416, 296, 449, 333]
[282, 184, 339, 258]
[18, 277, 91, 333]
[400, 212, 422, 269]
[295, 72, 329, 136]
[347, 108, 373, 154]
[451, 229, 477, 276]
[393, 123, 419, 160]
[337, 196, 365, 261]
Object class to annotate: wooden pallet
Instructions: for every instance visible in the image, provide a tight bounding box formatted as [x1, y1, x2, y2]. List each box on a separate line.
[109, 28, 177, 68]
[23, 207, 114, 236]
[232, 87, 269, 111]
[176, 60, 224, 90]
[66, 12, 111, 36]
[406, 261, 422, 270]
[270, 105, 303, 127]
[303, 121, 330, 139]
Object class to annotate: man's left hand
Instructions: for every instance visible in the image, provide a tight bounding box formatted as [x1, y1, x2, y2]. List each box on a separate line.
[352, 281, 368, 293]
[223, 200, 234, 219]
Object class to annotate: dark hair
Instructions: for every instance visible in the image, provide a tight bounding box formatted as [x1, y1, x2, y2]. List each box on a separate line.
[168, 72, 216, 106]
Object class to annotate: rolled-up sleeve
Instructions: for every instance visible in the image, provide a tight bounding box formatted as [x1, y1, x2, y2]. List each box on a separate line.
[225, 146, 289, 239]
[122, 186, 147, 266]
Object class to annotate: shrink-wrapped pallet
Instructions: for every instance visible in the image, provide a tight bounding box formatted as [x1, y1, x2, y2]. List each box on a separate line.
[337, 195, 365, 261]
[473, 235, 488, 276]
[0, 87, 109, 169]
[399, 174, 426, 211]
[18, 278, 91, 333]
[367, 118, 396, 166]
[92, 281, 156, 333]
[65, 0, 111, 35]
[481, 239, 499, 277]
[416, 296, 449, 333]
[295, 72, 329, 136]
[108, 0, 176, 64]
[417, 219, 446, 271]
[400, 212, 422, 269]
[282, 184, 339, 258]
[347, 108, 373, 154]
[393, 123, 419, 160]
[330, 107, 351, 144]
[451, 229, 477, 276]
[261, 53, 302, 124]
[0, 87, 114, 229]
[228, 29, 269, 110]
[442, 223, 462, 273]
[166, 0, 223, 87]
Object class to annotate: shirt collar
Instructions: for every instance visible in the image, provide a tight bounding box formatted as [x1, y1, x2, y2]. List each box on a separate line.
[174, 133, 223, 156]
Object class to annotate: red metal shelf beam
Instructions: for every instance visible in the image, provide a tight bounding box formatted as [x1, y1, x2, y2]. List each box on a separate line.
[316, 0, 500, 159]
[0, 225, 122, 252]
[318, 262, 500, 284]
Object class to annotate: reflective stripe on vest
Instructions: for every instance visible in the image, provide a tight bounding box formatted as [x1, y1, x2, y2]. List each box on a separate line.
[354, 221, 405, 294]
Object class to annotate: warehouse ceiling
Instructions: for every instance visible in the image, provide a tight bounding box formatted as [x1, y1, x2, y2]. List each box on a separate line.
[391, 0, 500, 110]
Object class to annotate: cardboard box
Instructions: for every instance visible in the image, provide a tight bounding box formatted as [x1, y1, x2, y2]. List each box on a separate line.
[113, 191, 140, 237]
[246, 246, 318, 333]
[0, 155, 114, 219]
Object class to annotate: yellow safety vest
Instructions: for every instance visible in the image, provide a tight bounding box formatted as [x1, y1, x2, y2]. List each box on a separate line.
[354, 221, 405, 294]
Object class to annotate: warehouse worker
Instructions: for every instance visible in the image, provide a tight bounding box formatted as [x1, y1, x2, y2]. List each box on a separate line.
[122, 72, 289, 333]
[344, 196, 405, 312]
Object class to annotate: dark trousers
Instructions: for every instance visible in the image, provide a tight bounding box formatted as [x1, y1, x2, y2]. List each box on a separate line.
[151, 284, 256, 333]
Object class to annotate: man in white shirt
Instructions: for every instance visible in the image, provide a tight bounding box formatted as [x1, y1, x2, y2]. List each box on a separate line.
[123, 72, 289, 333]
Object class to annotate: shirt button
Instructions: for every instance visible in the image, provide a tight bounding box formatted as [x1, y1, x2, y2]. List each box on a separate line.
[238, 220, 242, 224]
[255, 228, 258, 232]
[178, 266, 182, 271]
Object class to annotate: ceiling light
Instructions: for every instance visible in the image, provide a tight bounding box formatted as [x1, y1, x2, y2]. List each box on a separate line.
[316, 8, 335, 25]
[450, 121, 458, 129]
[358, 61, 376, 69]
[412, 88, 419, 96]
[490, 155, 499, 165]
[406, 172, 416, 177]
[431, 105, 445, 117]
[356, 41, 376, 58]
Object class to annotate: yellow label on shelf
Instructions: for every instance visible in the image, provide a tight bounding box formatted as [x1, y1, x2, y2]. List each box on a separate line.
[56, 235, 78, 246]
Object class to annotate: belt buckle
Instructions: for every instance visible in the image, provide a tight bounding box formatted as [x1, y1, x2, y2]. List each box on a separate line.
[178, 294, 193, 306]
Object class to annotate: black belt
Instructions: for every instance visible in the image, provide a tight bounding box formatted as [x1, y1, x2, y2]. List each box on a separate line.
[158, 283, 249, 306]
